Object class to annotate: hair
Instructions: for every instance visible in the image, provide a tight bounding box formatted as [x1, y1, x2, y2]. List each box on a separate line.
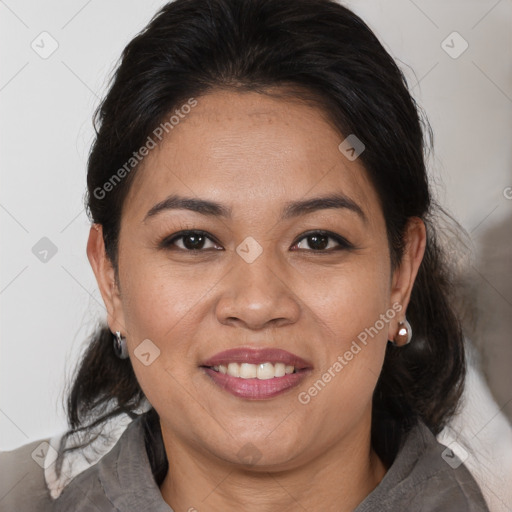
[56, 0, 466, 476]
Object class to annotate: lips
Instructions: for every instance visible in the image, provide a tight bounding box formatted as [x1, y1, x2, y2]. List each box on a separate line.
[200, 348, 312, 400]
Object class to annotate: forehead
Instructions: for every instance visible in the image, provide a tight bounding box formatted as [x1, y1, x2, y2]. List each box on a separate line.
[123, 89, 381, 225]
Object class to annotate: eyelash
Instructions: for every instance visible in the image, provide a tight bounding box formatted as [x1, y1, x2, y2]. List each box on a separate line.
[159, 229, 354, 253]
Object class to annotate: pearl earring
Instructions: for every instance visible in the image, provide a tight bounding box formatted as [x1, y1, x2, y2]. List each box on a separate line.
[392, 318, 412, 346]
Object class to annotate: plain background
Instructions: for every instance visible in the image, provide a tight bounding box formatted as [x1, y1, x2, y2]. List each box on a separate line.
[1, 0, 511, 458]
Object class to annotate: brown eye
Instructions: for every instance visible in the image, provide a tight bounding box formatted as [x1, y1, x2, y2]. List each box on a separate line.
[291, 231, 353, 252]
[161, 230, 221, 251]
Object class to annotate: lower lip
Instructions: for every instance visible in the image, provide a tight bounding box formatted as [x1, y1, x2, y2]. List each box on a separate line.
[202, 367, 309, 400]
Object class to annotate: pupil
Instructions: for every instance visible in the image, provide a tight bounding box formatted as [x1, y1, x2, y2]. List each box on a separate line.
[309, 234, 328, 250]
[184, 234, 204, 250]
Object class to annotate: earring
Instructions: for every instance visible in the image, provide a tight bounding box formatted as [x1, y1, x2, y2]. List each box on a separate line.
[392, 318, 412, 346]
[113, 331, 129, 359]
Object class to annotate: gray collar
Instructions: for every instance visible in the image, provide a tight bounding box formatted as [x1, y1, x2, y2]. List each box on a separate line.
[54, 413, 173, 511]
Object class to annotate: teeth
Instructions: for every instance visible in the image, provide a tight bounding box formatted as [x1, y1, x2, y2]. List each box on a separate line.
[240, 363, 257, 379]
[227, 362, 240, 377]
[211, 362, 297, 379]
[257, 362, 274, 380]
[274, 363, 286, 377]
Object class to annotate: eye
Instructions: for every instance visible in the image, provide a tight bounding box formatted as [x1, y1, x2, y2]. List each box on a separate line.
[160, 229, 353, 253]
[291, 230, 353, 252]
[160, 230, 222, 251]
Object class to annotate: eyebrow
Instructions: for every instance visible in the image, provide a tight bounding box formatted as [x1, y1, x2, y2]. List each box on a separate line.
[143, 193, 367, 223]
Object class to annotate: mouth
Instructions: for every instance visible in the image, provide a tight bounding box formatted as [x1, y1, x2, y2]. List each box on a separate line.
[200, 348, 312, 400]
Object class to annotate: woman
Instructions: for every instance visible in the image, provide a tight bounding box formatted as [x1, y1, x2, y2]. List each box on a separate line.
[0, 0, 490, 510]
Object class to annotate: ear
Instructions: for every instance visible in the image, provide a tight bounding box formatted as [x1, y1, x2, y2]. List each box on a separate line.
[86, 224, 127, 334]
[387, 217, 426, 340]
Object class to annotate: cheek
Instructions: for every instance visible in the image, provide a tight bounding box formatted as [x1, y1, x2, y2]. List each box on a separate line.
[116, 250, 212, 396]
[116, 257, 211, 424]
[299, 250, 392, 344]
[119, 249, 212, 339]
[295, 254, 391, 420]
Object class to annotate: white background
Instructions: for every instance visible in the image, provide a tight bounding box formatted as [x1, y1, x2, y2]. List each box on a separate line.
[1, 0, 511, 464]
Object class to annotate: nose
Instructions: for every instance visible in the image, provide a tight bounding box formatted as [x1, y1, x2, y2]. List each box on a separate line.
[215, 246, 301, 331]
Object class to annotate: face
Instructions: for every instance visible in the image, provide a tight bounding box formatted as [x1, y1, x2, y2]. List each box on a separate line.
[89, 88, 424, 471]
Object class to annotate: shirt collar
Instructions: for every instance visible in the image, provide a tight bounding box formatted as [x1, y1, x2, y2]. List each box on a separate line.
[51, 409, 173, 511]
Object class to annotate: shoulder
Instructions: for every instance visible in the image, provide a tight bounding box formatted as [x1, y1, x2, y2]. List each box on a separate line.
[401, 422, 490, 511]
[0, 438, 55, 511]
[356, 421, 490, 512]
[51, 413, 157, 511]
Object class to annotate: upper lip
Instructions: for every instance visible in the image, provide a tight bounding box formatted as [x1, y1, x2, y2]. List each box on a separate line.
[201, 348, 312, 369]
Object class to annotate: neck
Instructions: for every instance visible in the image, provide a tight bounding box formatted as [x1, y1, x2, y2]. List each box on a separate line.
[158, 414, 387, 512]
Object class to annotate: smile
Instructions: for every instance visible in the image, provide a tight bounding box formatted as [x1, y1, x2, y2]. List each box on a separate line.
[201, 348, 312, 399]
[209, 362, 297, 379]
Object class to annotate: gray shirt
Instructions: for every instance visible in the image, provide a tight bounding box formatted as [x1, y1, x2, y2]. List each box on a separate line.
[0, 412, 490, 511]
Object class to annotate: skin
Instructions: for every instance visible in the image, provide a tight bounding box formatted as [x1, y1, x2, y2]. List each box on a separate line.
[87, 88, 426, 512]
